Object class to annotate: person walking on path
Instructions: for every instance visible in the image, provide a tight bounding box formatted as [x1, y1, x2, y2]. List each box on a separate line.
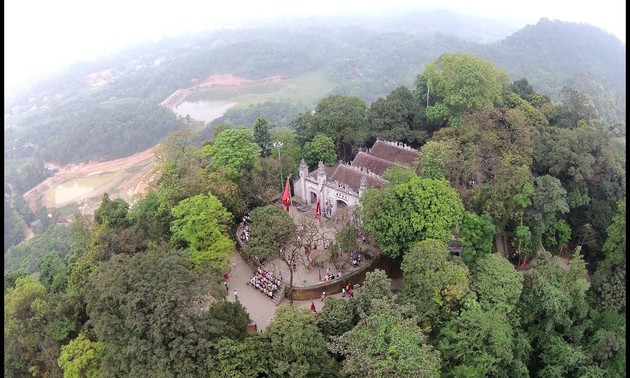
[310, 299, 317, 314]
[234, 289, 238, 301]
[224, 281, 229, 292]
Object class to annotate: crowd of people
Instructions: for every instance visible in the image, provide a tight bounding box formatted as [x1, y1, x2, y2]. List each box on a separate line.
[249, 267, 282, 300]
[240, 213, 252, 242]
[322, 267, 341, 282]
[351, 251, 362, 267]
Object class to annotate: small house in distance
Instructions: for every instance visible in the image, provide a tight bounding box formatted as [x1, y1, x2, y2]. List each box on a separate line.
[293, 139, 419, 216]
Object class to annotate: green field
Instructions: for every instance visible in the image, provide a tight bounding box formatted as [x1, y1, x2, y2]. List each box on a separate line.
[184, 70, 335, 108]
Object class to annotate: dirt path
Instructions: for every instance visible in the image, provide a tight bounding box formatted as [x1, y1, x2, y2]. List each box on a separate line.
[24, 226, 35, 241]
[23, 146, 158, 214]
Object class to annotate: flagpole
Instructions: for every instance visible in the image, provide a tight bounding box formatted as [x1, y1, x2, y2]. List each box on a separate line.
[273, 141, 283, 191]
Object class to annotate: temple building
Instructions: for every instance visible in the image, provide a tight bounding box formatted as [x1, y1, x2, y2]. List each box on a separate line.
[293, 139, 419, 216]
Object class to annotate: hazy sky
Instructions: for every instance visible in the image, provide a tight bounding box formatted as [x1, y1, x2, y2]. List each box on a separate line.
[4, 0, 626, 95]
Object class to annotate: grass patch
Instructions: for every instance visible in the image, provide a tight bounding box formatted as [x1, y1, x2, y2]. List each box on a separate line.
[183, 70, 335, 108]
[56, 202, 81, 216]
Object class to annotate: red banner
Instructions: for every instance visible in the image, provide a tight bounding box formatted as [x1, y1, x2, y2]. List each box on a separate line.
[315, 199, 321, 219]
[282, 177, 291, 211]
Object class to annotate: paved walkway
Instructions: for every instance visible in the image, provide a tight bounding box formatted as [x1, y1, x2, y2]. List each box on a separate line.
[226, 251, 345, 331]
[228, 203, 379, 331]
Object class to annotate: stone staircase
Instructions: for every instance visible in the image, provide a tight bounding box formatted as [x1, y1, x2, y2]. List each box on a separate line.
[272, 281, 286, 306]
[495, 234, 508, 258]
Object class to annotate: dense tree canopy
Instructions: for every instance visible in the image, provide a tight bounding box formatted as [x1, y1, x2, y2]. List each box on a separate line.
[3, 26, 627, 378]
[85, 250, 235, 377]
[253, 116, 274, 156]
[170, 193, 234, 272]
[243, 205, 296, 262]
[471, 253, 524, 311]
[294, 94, 369, 161]
[367, 86, 428, 146]
[331, 299, 441, 378]
[400, 239, 472, 329]
[418, 53, 509, 126]
[361, 177, 465, 258]
[265, 305, 337, 377]
[199, 128, 262, 182]
[302, 133, 337, 168]
[437, 301, 520, 377]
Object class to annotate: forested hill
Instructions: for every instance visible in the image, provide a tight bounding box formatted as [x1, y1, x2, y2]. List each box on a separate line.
[4, 16, 626, 165]
[477, 18, 626, 125]
[494, 18, 625, 97]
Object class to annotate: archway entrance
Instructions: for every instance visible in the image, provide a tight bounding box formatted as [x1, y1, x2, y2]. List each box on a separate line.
[336, 199, 348, 209]
[310, 192, 318, 204]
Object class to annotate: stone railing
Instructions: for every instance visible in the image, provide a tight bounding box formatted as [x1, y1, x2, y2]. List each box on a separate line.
[287, 253, 400, 301]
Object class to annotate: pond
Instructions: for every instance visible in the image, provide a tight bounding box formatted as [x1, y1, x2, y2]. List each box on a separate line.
[44, 173, 120, 207]
[173, 100, 236, 123]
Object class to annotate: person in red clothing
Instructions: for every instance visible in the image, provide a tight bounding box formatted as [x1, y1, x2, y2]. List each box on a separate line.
[310, 299, 317, 314]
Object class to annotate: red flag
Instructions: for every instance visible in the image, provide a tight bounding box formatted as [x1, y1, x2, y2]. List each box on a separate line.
[519, 256, 527, 270]
[282, 177, 291, 211]
[315, 199, 321, 219]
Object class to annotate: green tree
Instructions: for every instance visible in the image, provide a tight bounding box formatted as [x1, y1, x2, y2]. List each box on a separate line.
[459, 211, 496, 265]
[316, 297, 354, 340]
[211, 334, 271, 377]
[400, 239, 471, 329]
[472, 253, 524, 312]
[4, 277, 64, 377]
[361, 177, 465, 258]
[242, 205, 303, 301]
[85, 250, 226, 377]
[93, 193, 130, 230]
[418, 53, 508, 126]
[302, 133, 337, 168]
[556, 87, 600, 129]
[352, 269, 395, 319]
[253, 116, 274, 156]
[127, 191, 173, 248]
[517, 250, 592, 376]
[528, 174, 570, 250]
[382, 163, 417, 184]
[367, 86, 427, 146]
[333, 225, 359, 256]
[331, 299, 441, 378]
[583, 310, 626, 376]
[4, 269, 28, 293]
[170, 193, 234, 272]
[243, 205, 296, 262]
[419, 140, 456, 180]
[57, 333, 106, 378]
[238, 157, 285, 207]
[437, 301, 517, 377]
[38, 252, 69, 294]
[510, 78, 536, 102]
[199, 128, 262, 182]
[294, 95, 369, 161]
[591, 199, 626, 311]
[266, 305, 337, 377]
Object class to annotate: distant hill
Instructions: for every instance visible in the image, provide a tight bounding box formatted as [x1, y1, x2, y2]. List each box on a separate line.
[483, 18, 625, 95]
[4, 15, 625, 165]
[478, 18, 626, 125]
[365, 8, 523, 43]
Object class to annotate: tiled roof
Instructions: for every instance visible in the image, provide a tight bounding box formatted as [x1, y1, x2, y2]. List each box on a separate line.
[302, 140, 419, 193]
[306, 164, 338, 180]
[329, 164, 388, 192]
[369, 139, 419, 166]
[350, 151, 395, 176]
